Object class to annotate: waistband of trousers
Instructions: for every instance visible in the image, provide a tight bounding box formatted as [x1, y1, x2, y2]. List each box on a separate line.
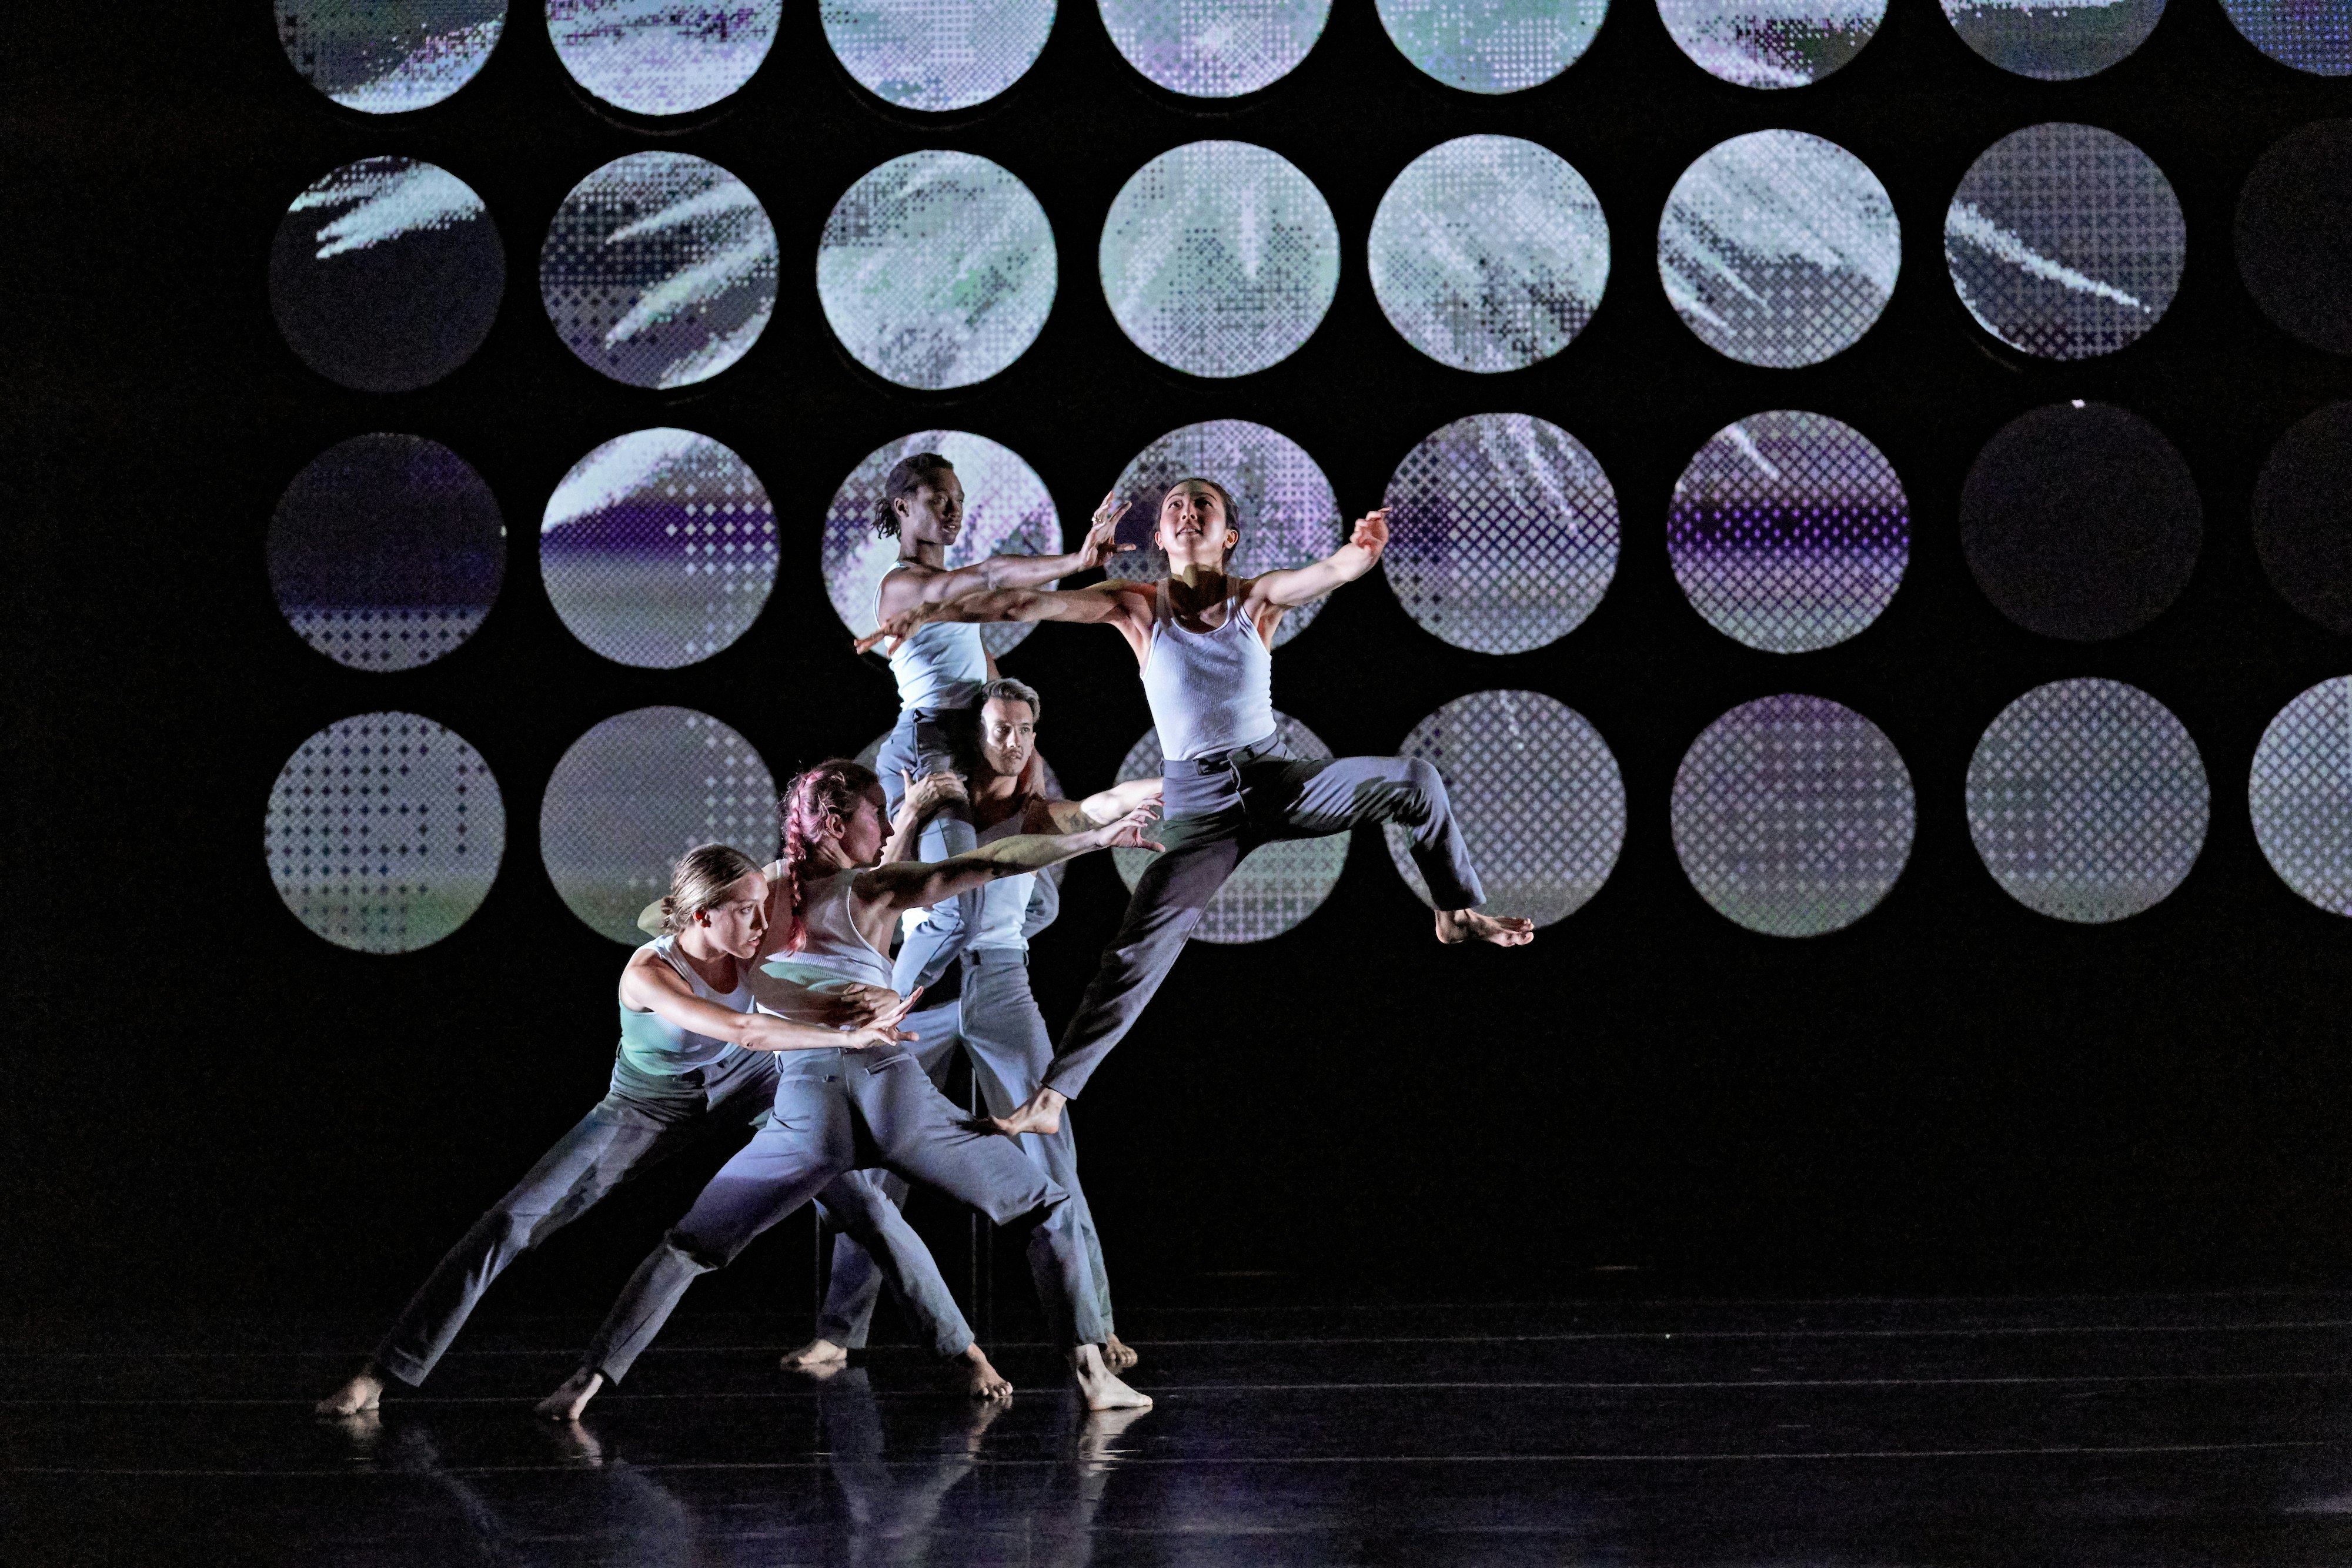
[965, 946, 1028, 969]
[1161, 735, 1287, 777]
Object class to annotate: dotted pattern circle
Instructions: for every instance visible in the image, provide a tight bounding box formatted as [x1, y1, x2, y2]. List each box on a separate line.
[547, 0, 781, 115]
[1375, 0, 1608, 93]
[1939, 0, 2165, 81]
[1658, 0, 1887, 88]
[2219, 0, 2352, 75]
[2251, 677, 2352, 916]
[822, 0, 1057, 110]
[1098, 0, 1331, 96]
[276, 0, 507, 111]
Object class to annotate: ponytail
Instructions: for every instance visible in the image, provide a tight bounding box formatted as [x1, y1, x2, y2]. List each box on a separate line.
[773, 759, 879, 954]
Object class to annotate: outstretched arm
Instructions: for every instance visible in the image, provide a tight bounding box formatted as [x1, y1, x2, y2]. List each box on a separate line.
[620, 951, 916, 1053]
[1037, 777, 1164, 833]
[853, 810, 1161, 924]
[854, 579, 1149, 656]
[876, 493, 1135, 618]
[1244, 508, 1389, 611]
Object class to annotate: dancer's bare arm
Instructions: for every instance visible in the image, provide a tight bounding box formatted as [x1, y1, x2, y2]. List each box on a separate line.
[874, 494, 1134, 619]
[857, 578, 1153, 658]
[847, 810, 1162, 951]
[1033, 777, 1164, 833]
[620, 950, 916, 1052]
[880, 768, 968, 865]
[1241, 509, 1389, 637]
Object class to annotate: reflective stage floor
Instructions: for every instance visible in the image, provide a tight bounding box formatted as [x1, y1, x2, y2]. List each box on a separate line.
[5, 1293, 2351, 1565]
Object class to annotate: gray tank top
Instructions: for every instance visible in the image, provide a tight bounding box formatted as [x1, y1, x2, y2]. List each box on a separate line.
[750, 868, 897, 1026]
[879, 572, 986, 711]
[616, 935, 753, 1077]
[1138, 578, 1277, 761]
[968, 810, 1038, 951]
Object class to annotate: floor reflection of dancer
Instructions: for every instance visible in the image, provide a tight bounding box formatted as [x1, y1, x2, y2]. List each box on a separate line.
[537, 760, 1157, 1419]
[862, 480, 1535, 1137]
[316, 845, 914, 1417]
[788, 678, 1151, 1379]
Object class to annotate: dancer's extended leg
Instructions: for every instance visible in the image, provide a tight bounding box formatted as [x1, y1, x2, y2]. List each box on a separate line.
[1267, 754, 1528, 947]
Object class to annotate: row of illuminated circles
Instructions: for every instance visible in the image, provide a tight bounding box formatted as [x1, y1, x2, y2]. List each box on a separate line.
[280, 0, 2349, 120]
[263, 676, 2352, 960]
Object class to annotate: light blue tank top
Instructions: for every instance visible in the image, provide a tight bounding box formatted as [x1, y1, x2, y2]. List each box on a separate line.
[750, 868, 897, 1024]
[616, 935, 753, 1077]
[968, 813, 1037, 952]
[880, 571, 986, 711]
[1139, 578, 1277, 761]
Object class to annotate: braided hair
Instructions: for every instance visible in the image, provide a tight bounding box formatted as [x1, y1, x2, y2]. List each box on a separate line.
[773, 759, 880, 954]
[873, 453, 956, 539]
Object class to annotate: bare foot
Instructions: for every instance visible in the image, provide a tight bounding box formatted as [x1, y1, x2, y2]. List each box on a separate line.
[1104, 1333, 1139, 1373]
[315, 1365, 385, 1417]
[534, 1368, 604, 1421]
[1436, 908, 1535, 948]
[955, 1343, 1014, 1402]
[1069, 1343, 1150, 1411]
[780, 1337, 849, 1372]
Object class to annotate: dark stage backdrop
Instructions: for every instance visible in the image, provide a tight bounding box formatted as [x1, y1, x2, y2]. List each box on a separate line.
[5, 4, 2348, 1330]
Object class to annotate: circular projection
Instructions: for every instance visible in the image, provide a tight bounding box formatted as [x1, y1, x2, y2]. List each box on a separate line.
[1667, 410, 1908, 654]
[1658, 0, 1886, 87]
[1099, 0, 1329, 96]
[1099, 142, 1340, 379]
[1381, 413, 1618, 654]
[276, 1, 507, 111]
[1671, 695, 1913, 937]
[1367, 135, 1609, 373]
[1960, 402, 2201, 641]
[1945, 124, 2184, 360]
[1112, 712, 1343, 944]
[2236, 121, 2352, 356]
[2251, 678, 2352, 915]
[1386, 691, 1625, 925]
[542, 429, 778, 669]
[1108, 420, 1342, 648]
[542, 707, 779, 943]
[1939, 0, 2164, 79]
[1658, 131, 1899, 369]
[265, 713, 505, 952]
[269, 434, 505, 671]
[270, 158, 503, 392]
[1375, 0, 1608, 93]
[823, 430, 1063, 658]
[2220, 0, 2352, 74]
[547, 0, 780, 114]
[2254, 402, 2352, 635]
[818, 152, 1056, 390]
[822, 0, 1055, 109]
[541, 152, 777, 389]
[1966, 679, 2208, 923]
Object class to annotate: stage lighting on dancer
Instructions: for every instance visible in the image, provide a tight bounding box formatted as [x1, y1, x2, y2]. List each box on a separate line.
[270, 158, 503, 392]
[1939, 0, 2165, 79]
[1672, 695, 1915, 937]
[2254, 402, 2352, 636]
[1658, 131, 1899, 367]
[1099, 142, 1339, 379]
[1381, 413, 1616, 654]
[1388, 691, 1625, 926]
[1656, 0, 1886, 87]
[824, 430, 1063, 657]
[1098, 0, 1329, 96]
[541, 708, 778, 942]
[2236, 122, 2352, 356]
[540, 152, 776, 389]
[266, 713, 506, 952]
[540, 429, 778, 669]
[2220, 0, 2352, 73]
[1368, 136, 1609, 373]
[819, 152, 1056, 390]
[2250, 678, 2352, 917]
[821, 0, 1056, 110]
[547, 0, 780, 115]
[275, 1, 506, 111]
[1967, 679, 2208, 924]
[1667, 410, 1908, 654]
[1376, 0, 1607, 93]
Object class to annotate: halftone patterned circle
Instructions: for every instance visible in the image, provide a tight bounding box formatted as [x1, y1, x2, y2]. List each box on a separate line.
[2220, 0, 2352, 74]
[2236, 121, 2352, 356]
[1386, 691, 1624, 925]
[1967, 680, 2207, 922]
[1381, 414, 1617, 654]
[1671, 694, 1915, 937]
[823, 0, 1056, 109]
[542, 429, 778, 669]
[823, 431, 1063, 659]
[1961, 402, 2201, 641]
[1099, 0, 1330, 96]
[818, 152, 1056, 390]
[547, 0, 780, 114]
[1659, 131, 1900, 369]
[1939, 0, 2164, 79]
[1658, 0, 1886, 87]
[276, 1, 507, 111]
[1099, 142, 1340, 379]
[266, 712, 505, 952]
[2254, 401, 2352, 635]
[1377, 0, 1607, 92]
[2250, 678, 2352, 915]
[540, 152, 777, 389]
[1668, 410, 1909, 654]
[269, 434, 505, 672]
[1109, 420, 1342, 648]
[1368, 136, 1609, 373]
[542, 707, 778, 942]
[1112, 712, 1343, 944]
[1946, 124, 2184, 360]
[270, 158, 503, 392]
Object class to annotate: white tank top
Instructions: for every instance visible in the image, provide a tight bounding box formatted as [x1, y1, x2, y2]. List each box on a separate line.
[968, 811, 1038, 951]
[1140, 578, 1277, 761]
[616, 935, 753, 1076]
[750, 868, 897, 1025]
[878, 571, 986, 711]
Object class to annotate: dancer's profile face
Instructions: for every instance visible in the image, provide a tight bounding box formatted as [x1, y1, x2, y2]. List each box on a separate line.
[893, 470, 964, 547]
[839, 786, 889, 865]
[977, 698, 1037, 780]
[695, 871, 769, 958]
[1155, 482, 1235, 567]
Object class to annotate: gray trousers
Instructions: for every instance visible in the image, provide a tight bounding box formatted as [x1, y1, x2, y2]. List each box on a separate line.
[878, 704, 977, 992]
[1046, 746, 1486, 1098]
[820, 955, 1114, 1350]
[579, 1045, 1105, 1383]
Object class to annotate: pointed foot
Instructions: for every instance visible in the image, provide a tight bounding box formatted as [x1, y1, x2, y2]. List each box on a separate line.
[1070, 1343, 1152, 1412]
[1436, 908, 1535, 948]
[534, 1369, 604, 1421]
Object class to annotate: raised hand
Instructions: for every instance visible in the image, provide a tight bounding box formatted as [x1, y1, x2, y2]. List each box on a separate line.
[1349, 507, 1389, 561]
[1074, 492, 1135, 570]
[1086, 805, 1165, 854]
